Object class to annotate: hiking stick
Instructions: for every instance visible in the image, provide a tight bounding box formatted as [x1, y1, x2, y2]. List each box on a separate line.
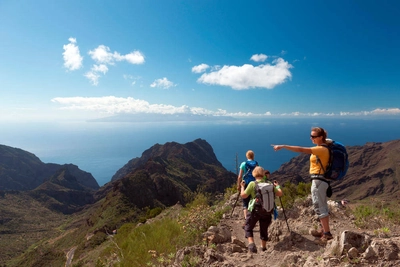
[230, 153, 240, 217]
[230, 191, 240, 217]
[279, 196, 291, 233]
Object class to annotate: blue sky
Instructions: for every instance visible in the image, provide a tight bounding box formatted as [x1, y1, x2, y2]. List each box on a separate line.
[1, 0, 400, 123]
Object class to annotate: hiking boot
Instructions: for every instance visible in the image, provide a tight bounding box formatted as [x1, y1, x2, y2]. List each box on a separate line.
[309, 228, 323, 238]
[315, 233, 333, 245]
[248, 243, 257, 253]
[261, 246, 267, 252]
[321, 233, 333, 241]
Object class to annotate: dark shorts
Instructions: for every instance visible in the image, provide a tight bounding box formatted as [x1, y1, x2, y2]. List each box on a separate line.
[242, 182, 253, 209]
[242, 195, 251, 209]
[244, 209, 272, 240]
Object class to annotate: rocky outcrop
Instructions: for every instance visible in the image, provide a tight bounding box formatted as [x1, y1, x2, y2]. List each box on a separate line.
[97, 139, 236, 210]
[111, 138, 223, 182]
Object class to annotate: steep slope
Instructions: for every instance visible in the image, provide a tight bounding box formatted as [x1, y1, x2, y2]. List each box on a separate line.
[0, 191, 69, 265]
[272, 139, 400, 201]
[89, 138, 236, 231]
[2, 138, 237, 266]
[0, 145, 44, 190]
[0, 144, 99, 191]
[30, 167, 96, 214]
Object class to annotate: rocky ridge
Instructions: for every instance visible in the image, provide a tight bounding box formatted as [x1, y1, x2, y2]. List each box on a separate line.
[169, 194, 400, 267]
[0, 144, 99, 191]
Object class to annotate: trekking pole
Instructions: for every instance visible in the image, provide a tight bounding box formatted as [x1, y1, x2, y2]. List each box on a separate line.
[230, 153, 240, 217]
[231, 191, 240, 217]
[279, 196, 291, 233]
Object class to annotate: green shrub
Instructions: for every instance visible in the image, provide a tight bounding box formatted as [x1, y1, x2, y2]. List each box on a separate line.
[147, 207, 163, 219]
[87, 232, 108, 249]
[114, 192, 226, 267]
[279, 182, 311, 209]
[115, 218, 181, 267]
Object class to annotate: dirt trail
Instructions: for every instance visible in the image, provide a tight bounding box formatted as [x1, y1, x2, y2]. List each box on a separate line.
[214, 195, 400, 267]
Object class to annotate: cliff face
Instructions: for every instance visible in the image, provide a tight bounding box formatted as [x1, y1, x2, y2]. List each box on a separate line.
[0, 144, 99, 191]
[272, 139, 400, 201]
[99, 139, 236, 210]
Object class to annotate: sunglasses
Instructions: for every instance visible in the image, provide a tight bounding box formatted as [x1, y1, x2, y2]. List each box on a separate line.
[310, 135, 320, 139]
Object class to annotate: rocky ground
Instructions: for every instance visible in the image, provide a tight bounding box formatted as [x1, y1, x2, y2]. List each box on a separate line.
[173, 194, 400, 267]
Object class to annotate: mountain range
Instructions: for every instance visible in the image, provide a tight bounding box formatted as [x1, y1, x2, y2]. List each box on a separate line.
[0, 138, 399, 266]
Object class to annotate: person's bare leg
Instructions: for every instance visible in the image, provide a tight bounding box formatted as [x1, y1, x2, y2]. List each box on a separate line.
[261, 239, 266, 248]
[320, 216, 330, 233]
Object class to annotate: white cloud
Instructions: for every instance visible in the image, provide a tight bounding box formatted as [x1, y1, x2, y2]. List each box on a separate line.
[88, 45, 145, 65]
[192, 63, 210, 73]
[370, 108, 400, 115]
[118, 51, 145, 64]
[340, 108, 400, 116]
[88, 45, 114, 64]
[84, 71, 101, 86]
[197, 58, 293, 90]
[150, 77, 176, 89]
[52, 96, 203, 115]
[92, 64, 108, 74]
[250, 54, 268, 62]
[84, 64, 109, 85]
[84, 45, 145, 85]
[123, 74, 141, 86]
[63, 37, 83, 71]
[51, 96, 400, 119]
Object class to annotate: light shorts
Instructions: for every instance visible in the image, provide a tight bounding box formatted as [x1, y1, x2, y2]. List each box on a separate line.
[311, 179, 329, 219]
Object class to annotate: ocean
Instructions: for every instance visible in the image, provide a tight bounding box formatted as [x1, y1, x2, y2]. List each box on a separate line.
[2, 118, 400, 186]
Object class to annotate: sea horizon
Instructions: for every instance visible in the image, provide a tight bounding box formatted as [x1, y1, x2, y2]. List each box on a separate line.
[2, 117, 400, 186]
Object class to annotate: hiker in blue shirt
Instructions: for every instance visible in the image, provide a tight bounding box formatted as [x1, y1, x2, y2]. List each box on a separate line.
[236, 150, 258, 220]
[240, 166, 283, 253]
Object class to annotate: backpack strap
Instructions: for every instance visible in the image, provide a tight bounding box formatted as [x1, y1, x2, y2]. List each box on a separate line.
[253, 181, 259, 199]
[316, 144, 329, 175]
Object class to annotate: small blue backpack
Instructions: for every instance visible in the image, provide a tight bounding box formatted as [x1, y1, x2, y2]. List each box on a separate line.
[243, 160, 258, 185]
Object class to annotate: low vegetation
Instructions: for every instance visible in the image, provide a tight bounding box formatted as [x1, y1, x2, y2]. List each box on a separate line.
[3, 182, 400, 266]
[81, 182, 315, 267]
[353, 199, 400, 231]
[78, 190, 230, 267]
